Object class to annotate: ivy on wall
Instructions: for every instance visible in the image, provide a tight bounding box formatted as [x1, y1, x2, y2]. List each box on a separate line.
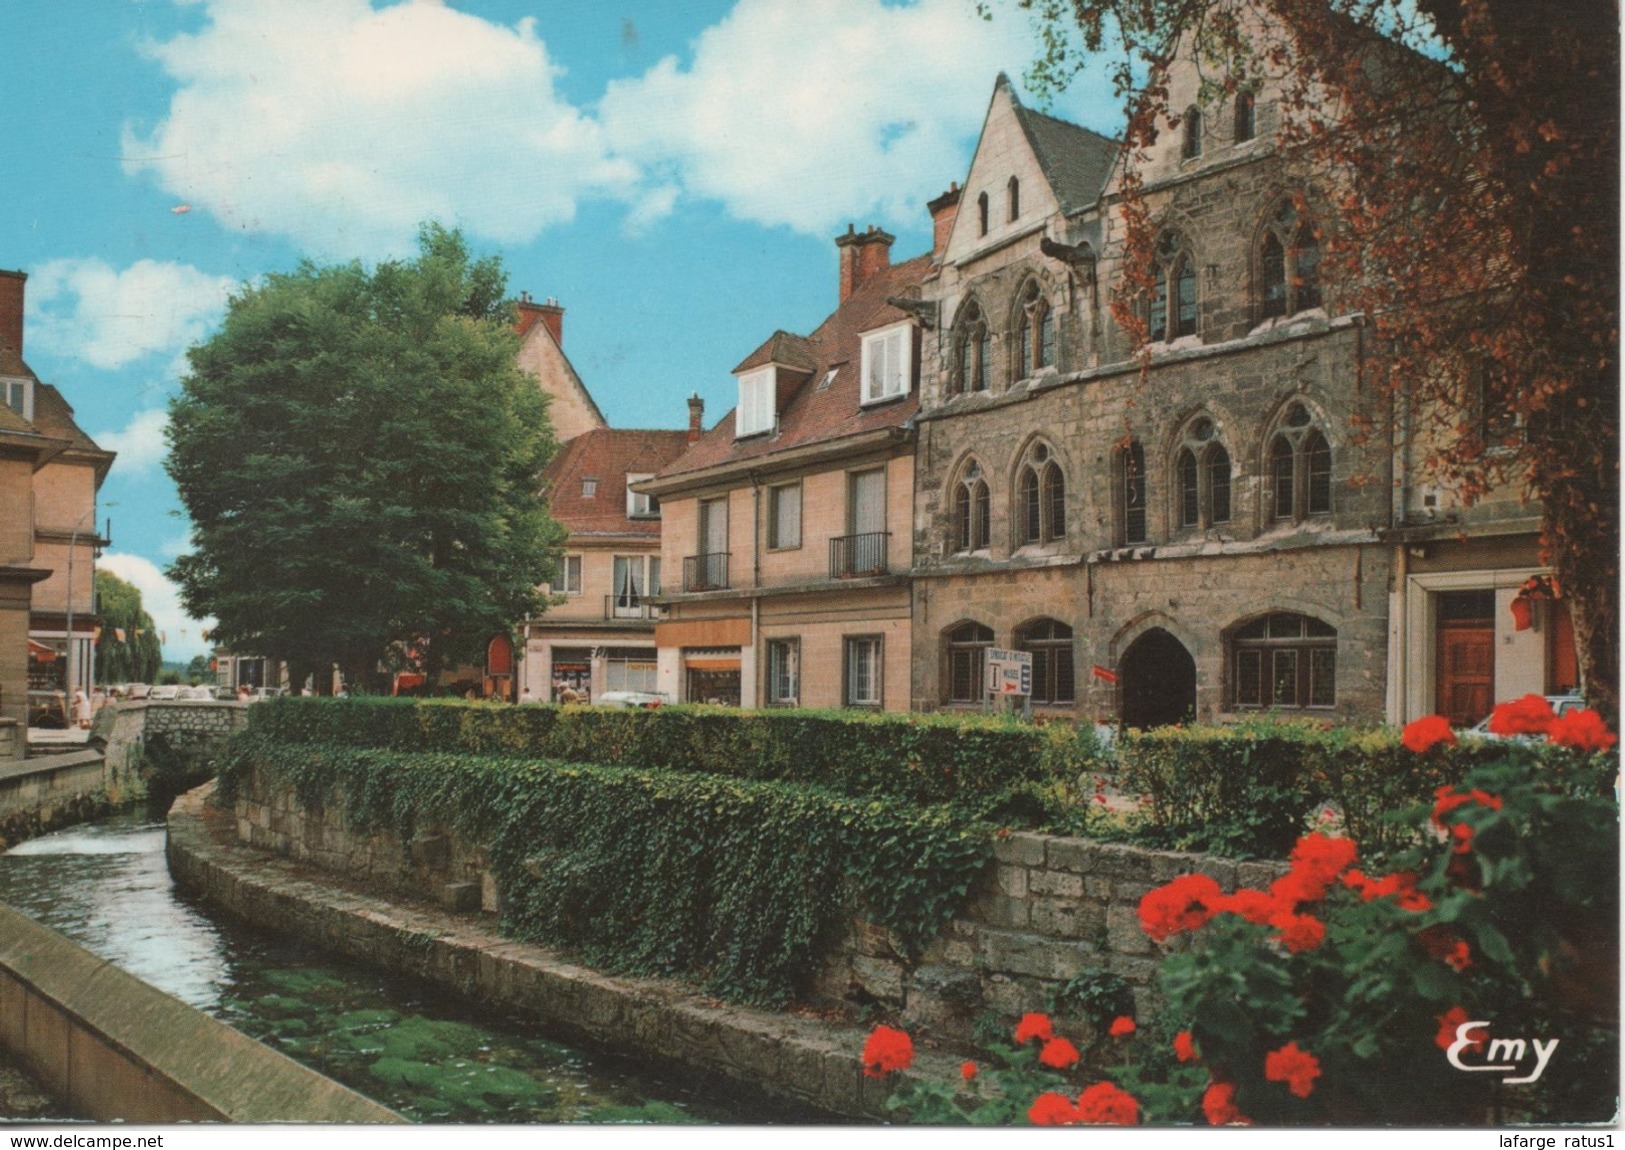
[219, 733, 991, 1006]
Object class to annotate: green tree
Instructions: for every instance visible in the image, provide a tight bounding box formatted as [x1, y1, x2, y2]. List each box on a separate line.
[186, 654, 211, 684]
[1001, 0, 1617, 717]
[94, 569, 162, 684]
[166, 224, 563, 693]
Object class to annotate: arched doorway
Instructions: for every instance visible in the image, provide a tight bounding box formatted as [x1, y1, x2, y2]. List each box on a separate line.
[1120, 628, 1196, 729]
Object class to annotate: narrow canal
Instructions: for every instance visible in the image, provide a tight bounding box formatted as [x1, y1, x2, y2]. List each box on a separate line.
[0, 812, 815, 1124]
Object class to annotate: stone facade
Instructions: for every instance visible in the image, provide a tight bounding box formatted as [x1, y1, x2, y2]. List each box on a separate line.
[905, 64, 1556, 728]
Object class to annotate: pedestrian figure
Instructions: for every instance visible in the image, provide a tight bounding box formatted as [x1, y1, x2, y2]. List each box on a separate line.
[74, 687, 91, 729]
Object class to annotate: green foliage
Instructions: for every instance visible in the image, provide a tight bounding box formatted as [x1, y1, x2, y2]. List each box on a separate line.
[1115, 717, 1502, 859]
[219, 730, 992, 1006]
[1142, 743, 1617, 1125]
[242, 696, 1097, 811]
[165, 223, 564, 688]
[1048, 970, 1134, 1032]
[94, 569, 162, 683]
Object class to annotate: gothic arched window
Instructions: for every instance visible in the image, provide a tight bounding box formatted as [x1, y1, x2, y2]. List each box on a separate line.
[1269, 403, 1332, 521]
[1150, 233, 1197, 342]
[954, 463, 991, 552]
[1014, 443, 1065, 546]
[1014, 280, 1056, 379]
[953, 302, 991, 395]
[1173, 416, 1232, 530]
[1182, 104, 1203, 159]
[1260, 200, 1323, 319]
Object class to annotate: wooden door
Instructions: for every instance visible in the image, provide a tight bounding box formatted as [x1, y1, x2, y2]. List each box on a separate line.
[1437, 626, 1494, 726]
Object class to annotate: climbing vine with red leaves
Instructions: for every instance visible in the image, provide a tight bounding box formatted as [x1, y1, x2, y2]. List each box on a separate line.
[996, 0, 1618, 720]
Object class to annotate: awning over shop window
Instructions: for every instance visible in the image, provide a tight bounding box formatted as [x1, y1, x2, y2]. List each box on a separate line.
[684, 657, 741, 672]
[28, 639, 58, 662]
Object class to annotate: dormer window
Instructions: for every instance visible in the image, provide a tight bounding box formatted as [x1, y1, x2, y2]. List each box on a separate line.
[3, 379, 30, 421]
[861, 322, 912, 405]
[581, 478, 598, 498]
[626, 474, 659, 518]
[735, 367, 775, 437]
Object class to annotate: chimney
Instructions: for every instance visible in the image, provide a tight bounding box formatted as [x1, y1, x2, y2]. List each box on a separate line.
[0, 269, 25, 357]
[834, 224, 895, 305]
[515, 292, 565, 347]
[927, 183, 962, 262]
[687, 393, 705, 444]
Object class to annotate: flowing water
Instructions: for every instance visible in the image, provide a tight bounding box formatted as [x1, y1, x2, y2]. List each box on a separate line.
[0, 813, 815, 1124]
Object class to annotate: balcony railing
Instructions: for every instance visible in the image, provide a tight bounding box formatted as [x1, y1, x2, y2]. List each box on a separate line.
[829, 531, 890, 579]
[603, 595, 666, 621]
[683, 551, 730, 592]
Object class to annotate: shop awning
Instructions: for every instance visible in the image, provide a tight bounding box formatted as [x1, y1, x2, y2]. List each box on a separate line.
[27, 639, 58, 662]
[685, 657, 741, 672]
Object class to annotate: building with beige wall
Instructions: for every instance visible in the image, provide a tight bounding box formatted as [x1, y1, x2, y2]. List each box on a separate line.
[0, 267, 113, 737]
[641, 228, 934, 711]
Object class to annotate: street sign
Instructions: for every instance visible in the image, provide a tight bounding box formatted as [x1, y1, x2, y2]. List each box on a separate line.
[986, 648, 1033, 696]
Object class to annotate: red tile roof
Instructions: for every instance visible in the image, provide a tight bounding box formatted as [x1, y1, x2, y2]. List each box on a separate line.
[661, 252, 932, 479]
[542, 427, 693, 537]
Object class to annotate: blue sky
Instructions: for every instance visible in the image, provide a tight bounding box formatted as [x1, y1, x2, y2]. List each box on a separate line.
[4, 0, 1123, 661]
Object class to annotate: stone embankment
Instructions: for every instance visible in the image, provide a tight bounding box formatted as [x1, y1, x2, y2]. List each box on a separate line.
[178, 769, 1285, 1117]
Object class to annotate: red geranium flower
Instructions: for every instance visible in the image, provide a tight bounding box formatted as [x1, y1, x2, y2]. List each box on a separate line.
[1432, 786, 1502, 830]
[1435, 1007, 1485, 1054]
[1109, 1016, 1136, 1037]
[861, 1024, 914, 1078]
[1040, 1037, 1081, 1069]
[1488, 694, 1557, 736]
[1549, 708, 1618, 753]
[1013, 1012, 1054, 1045]
[1138, 873, 1224, 941]
[1221, 887, 1281, 924]
[1202, 1081, 1250, 1126]
[1418, 926, 1473, 971]
[1027, 1091, 1078, 1126]
[1272, 912, 1327, 954]
[1287, 832, 1359, 899]
[1402, 714, 1457, 753]
[1450, 822, 1475, 855]
[1075, 1081, 1140, 1126]
[961, 1061, 978, 1082]
[1264, 1042, 1321, 1099]
[1174, 1031, 1199, 1063]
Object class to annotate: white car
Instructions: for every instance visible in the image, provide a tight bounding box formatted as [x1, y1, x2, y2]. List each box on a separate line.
[1467, 694, 1585, 738]
[147, 684, 182, 700]
[594, 691, 669, 710]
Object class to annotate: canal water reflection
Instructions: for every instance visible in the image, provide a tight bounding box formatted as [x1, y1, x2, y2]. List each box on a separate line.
[0, 813, 800, 1124]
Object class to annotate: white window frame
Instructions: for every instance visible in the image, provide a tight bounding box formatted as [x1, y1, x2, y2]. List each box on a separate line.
[558, 554, 583, 595]
[766, 638, 799, 706]
[626, 474, 659, 518]
[844, 635, 883, 708]
[860, 322, 912, 405]
[3, 378, 32, 422]
[735, 367, 776, 437]
[768, 482, 802, 550]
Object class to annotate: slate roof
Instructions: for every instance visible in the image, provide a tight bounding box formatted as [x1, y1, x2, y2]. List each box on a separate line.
[732, 330, 818, 375]
[542, 427, 693, 537]
[1006, 79, 1119, 214]
[659, 252, 933, 480]
[0, 338, 111, 464]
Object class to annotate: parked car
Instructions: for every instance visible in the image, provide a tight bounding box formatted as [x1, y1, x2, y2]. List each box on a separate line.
[124, 683, 151, 700]
[147, 684, 182, 700]
[595, 690, 669, 710]
[177, 685, 215, 700]
[1467, 693, 1585, 739]
[251, 686, 288, 700]
[26, 690, 68, 728]
[212, 686, 238, 701]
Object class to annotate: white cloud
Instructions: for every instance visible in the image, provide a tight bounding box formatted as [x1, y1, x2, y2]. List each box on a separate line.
[94, 409, 171, 477]
[98, 552, 215, 661]
[123, 0, 639, 258]
[27, 259, 234, 371]
[598, 0, 1065, 236]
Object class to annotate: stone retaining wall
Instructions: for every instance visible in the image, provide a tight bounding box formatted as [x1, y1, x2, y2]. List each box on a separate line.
[98, 700, 247, 796]
[0, 752, 109, 850]
[0, 901, 400, 1123]
[228, 764, 1285, 1045]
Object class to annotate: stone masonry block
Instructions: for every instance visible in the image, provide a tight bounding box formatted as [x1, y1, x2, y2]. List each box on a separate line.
[1192, 857, 1239, 888]
[1028, 870, 1083, 899]
[850, 955, 907, 1003]
[968, 892, 1030, 930]
[980, 929, 1096, 981]
[982, 973, 1052, 1019]
[991, 834, 1048, 867]
[1084, 877, 1115, 899]
[1236, 861, 1287, 889]
[1105, 904, 1154, 956]
[1045, 839, 1096, 874]
[996, 864, 1029, 899]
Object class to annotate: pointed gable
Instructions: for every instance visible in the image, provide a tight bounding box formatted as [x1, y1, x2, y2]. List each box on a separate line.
[944, 74, 1117, 266]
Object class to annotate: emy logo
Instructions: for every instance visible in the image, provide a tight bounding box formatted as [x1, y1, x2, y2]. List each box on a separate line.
[1446, 1020, 1559, 1084]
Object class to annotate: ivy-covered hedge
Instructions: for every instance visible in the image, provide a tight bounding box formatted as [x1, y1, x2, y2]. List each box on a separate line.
[244, 696, 1097, 805]
[218, 732, 991, 1006]
[1115, 718, 1517, 859]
